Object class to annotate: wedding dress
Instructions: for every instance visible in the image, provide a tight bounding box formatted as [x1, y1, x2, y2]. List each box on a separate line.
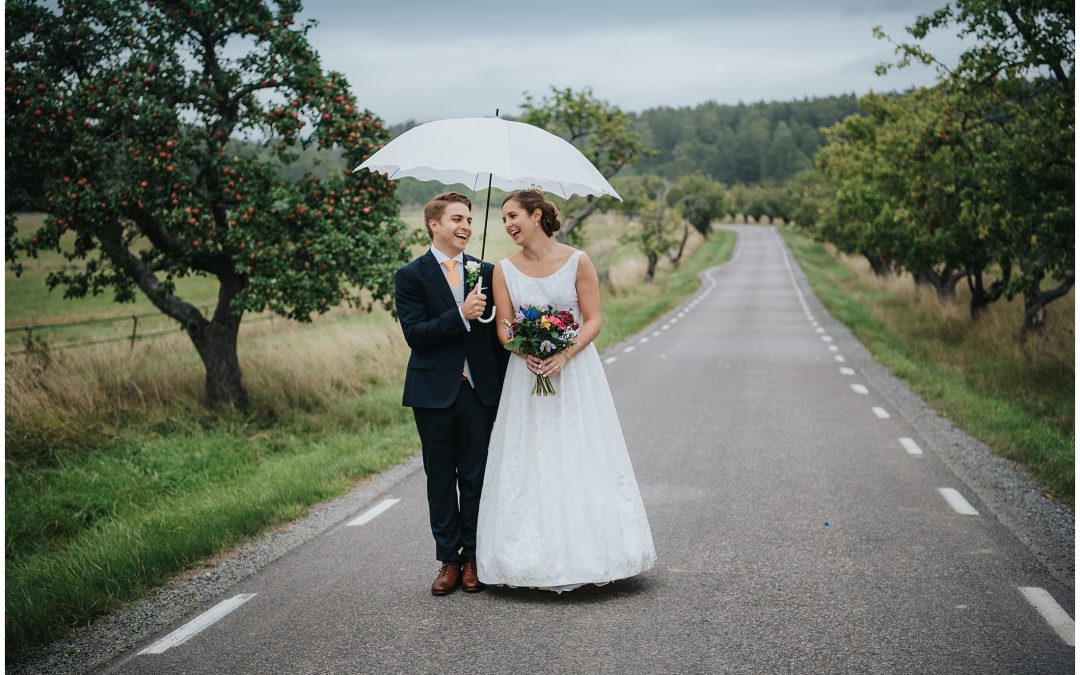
[476, 250, 656, 592]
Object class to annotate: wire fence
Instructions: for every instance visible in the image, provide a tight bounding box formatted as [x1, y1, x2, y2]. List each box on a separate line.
[6, 307, 285, 356]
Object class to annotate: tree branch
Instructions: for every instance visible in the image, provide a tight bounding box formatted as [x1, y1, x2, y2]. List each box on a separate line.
[1001, 0, 1070, 87]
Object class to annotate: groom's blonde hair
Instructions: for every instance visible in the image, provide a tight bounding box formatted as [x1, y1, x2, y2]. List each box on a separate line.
[423, 192, 472, 239]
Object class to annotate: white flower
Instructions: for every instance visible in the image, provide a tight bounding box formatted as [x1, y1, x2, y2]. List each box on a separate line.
[464, 260, 481, 287]
[539, 340, 556, 353]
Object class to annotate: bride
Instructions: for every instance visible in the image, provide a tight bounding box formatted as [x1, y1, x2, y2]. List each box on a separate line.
[475, 187, 656, 592]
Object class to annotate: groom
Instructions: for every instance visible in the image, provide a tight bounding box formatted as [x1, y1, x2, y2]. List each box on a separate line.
[394, 191, 507, 595]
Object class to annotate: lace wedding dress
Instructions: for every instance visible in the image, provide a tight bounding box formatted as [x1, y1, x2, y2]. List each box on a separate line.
[476, 250, 656, 592]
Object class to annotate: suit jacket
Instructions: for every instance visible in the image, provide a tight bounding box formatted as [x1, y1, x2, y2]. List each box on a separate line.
[395, 251, 508, 409]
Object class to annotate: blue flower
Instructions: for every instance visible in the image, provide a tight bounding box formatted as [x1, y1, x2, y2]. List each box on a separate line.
[522, 306, 541, 321]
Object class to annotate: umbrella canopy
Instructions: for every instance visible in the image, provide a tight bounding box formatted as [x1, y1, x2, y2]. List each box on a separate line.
[353, 116, 621, 201]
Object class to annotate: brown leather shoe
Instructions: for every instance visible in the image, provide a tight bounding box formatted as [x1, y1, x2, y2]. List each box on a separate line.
[431, 563, 461, 595]
[461, 561, 485, 593]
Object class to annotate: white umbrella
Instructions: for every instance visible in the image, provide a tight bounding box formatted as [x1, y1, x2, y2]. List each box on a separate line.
[354, 116, 621, 200]
[354, 115, 622, 322]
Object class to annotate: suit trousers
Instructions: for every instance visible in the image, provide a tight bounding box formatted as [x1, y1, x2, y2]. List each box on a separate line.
[412, 380, 497, 564]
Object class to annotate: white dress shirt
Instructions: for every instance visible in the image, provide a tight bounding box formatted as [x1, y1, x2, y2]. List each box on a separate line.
[430, 246, 474, 385]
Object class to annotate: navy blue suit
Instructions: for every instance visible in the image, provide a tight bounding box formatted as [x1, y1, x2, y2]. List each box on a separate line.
[395, 251, 507, 563]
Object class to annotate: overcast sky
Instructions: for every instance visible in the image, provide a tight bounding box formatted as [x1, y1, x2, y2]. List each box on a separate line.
[298, 0, 968, 124]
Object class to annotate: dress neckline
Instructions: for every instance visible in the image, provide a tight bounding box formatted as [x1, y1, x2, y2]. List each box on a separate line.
[504, 251, 579, 280]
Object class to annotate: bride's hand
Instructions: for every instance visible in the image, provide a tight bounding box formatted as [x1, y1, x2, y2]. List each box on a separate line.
[523, 354, 543, 374]
[538, 352, 569, 377]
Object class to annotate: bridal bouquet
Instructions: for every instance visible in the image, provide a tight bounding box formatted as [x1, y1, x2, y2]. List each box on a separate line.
[503, 305, 579, 396]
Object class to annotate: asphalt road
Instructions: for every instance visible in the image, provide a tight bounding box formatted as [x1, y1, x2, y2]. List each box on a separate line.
[96, 225, 1073, 674]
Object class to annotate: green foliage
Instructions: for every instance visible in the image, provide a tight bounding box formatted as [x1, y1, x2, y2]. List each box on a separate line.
[613, 175, 684, 280]
[520, 86, 650, 242]
[634, 95, 862, 183]
[5, 1, 413, 403]
[668, 174, 727, 238]
[810, 0, 1074, 333]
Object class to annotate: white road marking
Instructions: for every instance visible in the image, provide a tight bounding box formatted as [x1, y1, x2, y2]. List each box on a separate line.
[816, 327, 826, 334]
[821, 336, 834, 342]
[872, 407, 890, 419]
[828, 345, 839, 352]
[651, 331, 661, 337]
[839, 367, 855, 375]
[938, 488, 979, 515]
[604, 356, 617, 364]
[623, 345, 636, 353]
[670, 318, 679, 324]
[638, 337, 650, 344]
[850, 384, 869, 395]
[811, 321, 819, 327]
[898, 437, 924, 455]
[347, 498, 401, 527]
[662, 324, 670, 330]
[139, 594, 257, 655]
[1018, 587, 1075, 646]
[835, 355, 846, 362]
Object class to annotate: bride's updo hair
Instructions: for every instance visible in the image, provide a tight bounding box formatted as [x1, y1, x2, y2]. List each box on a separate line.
[503, 187, 561, 237]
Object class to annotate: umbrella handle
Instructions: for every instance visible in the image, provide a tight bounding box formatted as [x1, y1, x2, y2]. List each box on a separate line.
[474, 279, 496, 323]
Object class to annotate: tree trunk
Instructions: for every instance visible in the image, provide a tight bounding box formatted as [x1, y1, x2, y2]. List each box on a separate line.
[966, 261, 1010, 320]
[667, 223, 690, 269]
[864, 253, 892, 277]
[556, 196, 598, 244]
[185, 272, 248, 408]
[1020, 274, 1074, 342]
[188, 318, 246, 408]
[645, 253, 659, 282]
[916, 266, 963, 304]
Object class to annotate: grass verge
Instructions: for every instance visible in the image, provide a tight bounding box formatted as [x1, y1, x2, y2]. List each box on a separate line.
[780, 227, 1073, 509]
[5, 228, 734, 662]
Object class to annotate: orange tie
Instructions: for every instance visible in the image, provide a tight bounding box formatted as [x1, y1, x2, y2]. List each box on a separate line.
[443, 259, 460, 288]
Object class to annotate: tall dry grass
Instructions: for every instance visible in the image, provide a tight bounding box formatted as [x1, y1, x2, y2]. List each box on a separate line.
[828, 245, 1074, 433]
[6, 309, 408, 462]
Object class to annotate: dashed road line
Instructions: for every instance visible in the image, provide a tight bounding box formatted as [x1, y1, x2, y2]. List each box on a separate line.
[139, 594, 257, 655]
[347, 498, 401, 527]
[604, 356, 617, 364]
[898, 437, 924, 455]
[872, 407, 890, 419]
[850, 384, 869, 395]
[938, 488, 979, 515]
[1018, 587, 1075, 646]
[839, 367, 855, 375]
[834, 355, 846, 362]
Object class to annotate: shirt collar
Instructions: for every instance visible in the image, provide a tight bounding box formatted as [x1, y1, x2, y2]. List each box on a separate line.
[430, 246, 464, 265]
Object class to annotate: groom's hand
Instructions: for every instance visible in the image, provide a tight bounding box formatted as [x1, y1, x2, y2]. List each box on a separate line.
[461, 287, 487, 320]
